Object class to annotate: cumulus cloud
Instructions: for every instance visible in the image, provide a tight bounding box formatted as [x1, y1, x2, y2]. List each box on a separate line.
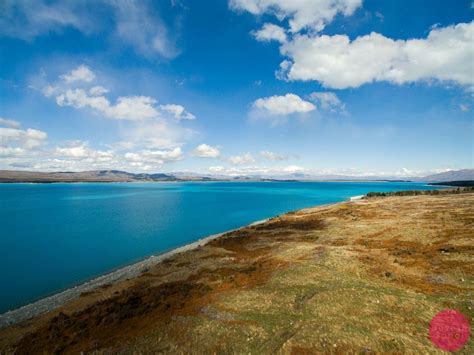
[0, 118, 187, 172]
[0, 120, 48, 160]
[230, 0, 362, 33]
[160, 104, 196, 120]
[209, 166, 225, 173]
[3, 136, 184, 172]
[191, 144, 221, 158]
[89, 86, 109, 96]
[60, 64, 96, 83]
[259, 150, 287, 161]
[0, 126, 48, 150]
[309, 92, 345, 112]
[252, 23, 287, 43]
[0, 0, 180, 60]
[124, 147, 183, 170]
[252, 93, 315, 115]
[282, 165, 305, 173]
[54, 141, 114, 162]
[207, 164, 306, 176]
[56, 89, 160, 121]
[45, 65, 196, 123]
[228, 153, 256, 165]
[0, 147, 28, 158]
[279, 22, 474, 89]
[37, 65, 197, 150]
[0, 118, 21, 128]
[234, 1, 473, 91]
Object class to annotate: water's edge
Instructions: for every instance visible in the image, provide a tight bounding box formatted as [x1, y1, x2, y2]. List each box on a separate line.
[0, 196, 362, 328]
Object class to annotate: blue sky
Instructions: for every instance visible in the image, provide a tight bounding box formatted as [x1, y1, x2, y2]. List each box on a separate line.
[0, 0, 472, 176]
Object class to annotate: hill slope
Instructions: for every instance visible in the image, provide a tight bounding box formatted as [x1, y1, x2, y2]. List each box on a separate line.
[0, 170, 175, 183]
[418, 169, 474, 182]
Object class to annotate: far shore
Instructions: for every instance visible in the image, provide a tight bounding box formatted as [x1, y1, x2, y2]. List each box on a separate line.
[0, 179, 418, 184]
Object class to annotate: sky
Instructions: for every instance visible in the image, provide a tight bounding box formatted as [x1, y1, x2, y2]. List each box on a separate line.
[0, 0, 473, 177]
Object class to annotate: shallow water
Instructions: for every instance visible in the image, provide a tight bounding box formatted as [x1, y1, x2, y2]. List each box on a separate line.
[0, 181, 437, 313]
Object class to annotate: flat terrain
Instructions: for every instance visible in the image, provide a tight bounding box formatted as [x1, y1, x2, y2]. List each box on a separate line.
[1, 192, 473, 353]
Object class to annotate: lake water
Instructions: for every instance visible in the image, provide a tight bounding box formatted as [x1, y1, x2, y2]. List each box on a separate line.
[0, 181, 437, 313]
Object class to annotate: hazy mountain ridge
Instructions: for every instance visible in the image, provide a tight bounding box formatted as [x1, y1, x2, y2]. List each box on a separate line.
[412, 169, 474, 182]
[0, 170, 175, 183]
[0, 169, 472, 183]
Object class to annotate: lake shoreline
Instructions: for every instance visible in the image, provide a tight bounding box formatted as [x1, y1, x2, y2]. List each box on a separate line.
[0, 194, 367, 328]
[1, 191, 472, 353]
[0, 219, 272, 328]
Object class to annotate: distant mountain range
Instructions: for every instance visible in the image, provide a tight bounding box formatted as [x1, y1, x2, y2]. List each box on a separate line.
[0, 169, 472, 183]
[0, 170, 175, 183]
[412, 169, 474, 183]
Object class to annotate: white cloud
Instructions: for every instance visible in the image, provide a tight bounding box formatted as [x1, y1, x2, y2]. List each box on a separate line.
[160, 104, 196, 120]
[37, 66, 197, 150]
[0, 120, 187, 172]
[0, 120, 48, 160]
[111, 0, 179, 59]
[42, 85, 57, 97]
[89, 86, 109, 96]
[33, 142, 182, 172]
[0, 0, 93, 39]
[252, 23, 287, 43]
[124, 147, 183, 170]
[460, 104, 470, 112]
[230, 0, 362, 33]
[60, 64, 96, 83]
[279, 21, 474, 89]
[206, 164, 306, 176]
[0, 147, 28, 158]
[0, 127, 48, 150]
[235, 2, 473, 91]
[0, 0, 179, 60]
[56, 89, 160, 121]
[309, 92, 345, 112]
[282, 165, 304, 173]
[54, 141, 114, 162]
[47, 66, 196, 124]
[192, 144, 221, 158]
[0, 118, 21, 128]
[55, 88, 196, 122]
[252, 93, 315, 115]
[228, 153, 256, 165]
[209, 166, 225, 173]
[55, 143, 89, 159]
[259, 150, 287, 161]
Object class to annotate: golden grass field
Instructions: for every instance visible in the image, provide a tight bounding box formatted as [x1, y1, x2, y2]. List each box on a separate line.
[1, 191, 473, 354]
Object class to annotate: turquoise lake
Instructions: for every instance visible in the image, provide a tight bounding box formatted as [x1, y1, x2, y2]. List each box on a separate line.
[0, 181, 438, 313]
